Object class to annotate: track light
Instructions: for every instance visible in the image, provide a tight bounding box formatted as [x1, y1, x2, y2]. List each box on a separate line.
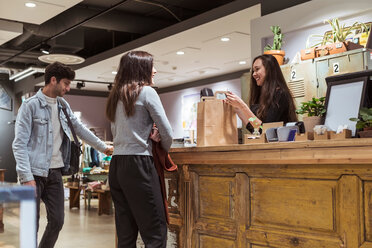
[40, 43, 51, 54]
[107, 83, 113, 91]
[76, 82, 85, 89]
[10, 67, 45, 82]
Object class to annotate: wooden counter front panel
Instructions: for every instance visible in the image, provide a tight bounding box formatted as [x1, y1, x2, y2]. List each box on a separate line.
[186, 167, 367, 248]
[190, 172, 247, 248]
[250, 178, 336, 232]
[365, 181, 372, 242]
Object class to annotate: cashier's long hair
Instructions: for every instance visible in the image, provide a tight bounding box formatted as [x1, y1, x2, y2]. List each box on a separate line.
[249, 54, 298, 122]
[106, 51, 153, 121]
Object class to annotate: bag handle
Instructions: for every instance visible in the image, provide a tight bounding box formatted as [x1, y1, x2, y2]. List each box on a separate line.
[200, 91, 229, 101]
[58, 99, 81, 147]
[200, 96, 215, 101]
[214, 91, 229, 95]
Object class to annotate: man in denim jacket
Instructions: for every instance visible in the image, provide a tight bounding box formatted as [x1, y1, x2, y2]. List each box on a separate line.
[12, 62, 113, 248]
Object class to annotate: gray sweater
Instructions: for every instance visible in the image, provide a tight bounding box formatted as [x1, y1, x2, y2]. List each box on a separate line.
[111, 86, 173, 156]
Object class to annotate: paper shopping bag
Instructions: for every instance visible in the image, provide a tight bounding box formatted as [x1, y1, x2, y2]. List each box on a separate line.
[197, 96, 238, 146]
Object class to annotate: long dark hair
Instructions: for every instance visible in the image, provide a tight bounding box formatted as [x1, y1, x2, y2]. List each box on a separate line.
[249, 54, 298, 122]
[106, 51, 153, 122]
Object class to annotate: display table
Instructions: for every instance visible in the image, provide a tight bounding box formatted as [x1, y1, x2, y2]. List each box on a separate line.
[84, 188, 112, 215]
[85, 172, 108, 182]
[65, 185, 82, 209]
[95, 189, 112, 215]
[165, 139, 372, 248]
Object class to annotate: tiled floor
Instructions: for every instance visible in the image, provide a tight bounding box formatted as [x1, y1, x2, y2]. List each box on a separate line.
[1, 195, 177, 248]
[1, 199, 117, 248]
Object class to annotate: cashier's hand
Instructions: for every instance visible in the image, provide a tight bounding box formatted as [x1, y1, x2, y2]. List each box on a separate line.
[224, 91, 245, 110]
[104, 146, 114, 156]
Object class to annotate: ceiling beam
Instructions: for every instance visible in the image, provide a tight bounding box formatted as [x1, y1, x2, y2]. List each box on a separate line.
[157, 69, 250, 94]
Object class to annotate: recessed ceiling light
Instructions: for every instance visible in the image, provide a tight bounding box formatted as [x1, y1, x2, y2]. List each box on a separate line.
[38, 54, 85, 65]
[220, 37, 230, 42]
[112, 71, 117, 75]
[239, 61, 247, 65]
[176, 51, 184, 55]
[25, 2, 36, 7]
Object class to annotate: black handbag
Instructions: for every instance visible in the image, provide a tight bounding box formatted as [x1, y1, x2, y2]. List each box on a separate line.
[60, 101, 82, 175]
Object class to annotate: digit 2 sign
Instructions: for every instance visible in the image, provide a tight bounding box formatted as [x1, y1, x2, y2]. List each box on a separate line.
[333, 62, 340, 74]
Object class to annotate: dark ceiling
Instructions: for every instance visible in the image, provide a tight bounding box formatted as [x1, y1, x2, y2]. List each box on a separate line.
[0, 0, 311, 72]
[0, 0, 238, 69]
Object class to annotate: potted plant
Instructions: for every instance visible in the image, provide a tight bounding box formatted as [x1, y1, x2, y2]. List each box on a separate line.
[264, 25, 285, 65]
[296, 97, 326, 133]
[301, 18, 370, 60]
[349, 107, 372, 138]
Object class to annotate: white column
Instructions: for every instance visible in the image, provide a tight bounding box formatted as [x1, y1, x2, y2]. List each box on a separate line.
[20, 199, 37, 248]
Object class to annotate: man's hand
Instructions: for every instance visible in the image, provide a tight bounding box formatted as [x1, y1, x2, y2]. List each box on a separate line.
[104, 146, 114, 156]
[23, 180, 36, 187]
[23, 180, 37, 196]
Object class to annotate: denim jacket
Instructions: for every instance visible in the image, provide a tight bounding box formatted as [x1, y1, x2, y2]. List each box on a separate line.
[12, 89, 107, 183]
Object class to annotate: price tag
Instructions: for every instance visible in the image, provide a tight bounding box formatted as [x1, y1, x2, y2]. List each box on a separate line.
[291, 68, 296, 80]
[333, 62, 340, 74]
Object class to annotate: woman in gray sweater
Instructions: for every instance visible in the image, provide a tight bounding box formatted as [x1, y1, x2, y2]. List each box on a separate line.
[106, 51, 173, 248]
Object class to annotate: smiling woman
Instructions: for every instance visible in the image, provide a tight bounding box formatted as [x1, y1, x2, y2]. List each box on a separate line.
[225, 54, 298, 132]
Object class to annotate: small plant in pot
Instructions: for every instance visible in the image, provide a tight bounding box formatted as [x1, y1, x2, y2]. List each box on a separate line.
[264, 25, 285, 65]
[303, 18, 370, 60]
[296, 97, 326, 133]
[349, 107, 372, 138]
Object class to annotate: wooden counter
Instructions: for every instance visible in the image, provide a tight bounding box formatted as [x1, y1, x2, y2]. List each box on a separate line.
[165, 139, 372, 248]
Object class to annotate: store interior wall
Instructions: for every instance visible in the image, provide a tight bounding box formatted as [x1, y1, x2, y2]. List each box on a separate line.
[159, 78, 242, 139]
[63, 94, 112, 141]
[0, 74, 17, 182]
[251, 0, 372, 63]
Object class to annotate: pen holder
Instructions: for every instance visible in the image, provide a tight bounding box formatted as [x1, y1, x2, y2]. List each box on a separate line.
[243, 134, 266, 144]
[295, 132, 314, 141]
[329, 129, 352, 140]
[313, 131, 331, 140]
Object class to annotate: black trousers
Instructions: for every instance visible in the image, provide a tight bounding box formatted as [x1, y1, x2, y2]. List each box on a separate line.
[109, 155, 167, 248]
[34, 168, 65, 248]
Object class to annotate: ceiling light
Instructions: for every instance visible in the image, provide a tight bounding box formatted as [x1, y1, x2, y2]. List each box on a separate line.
[112, 71, 117, 75]
[76, 82, 85, 89]
[10, 67, 45, 82]
[176, 51, 184, 55]
[239, 61, 247, 65]
[40, 43, 51, 55]
[14, 70, 37, 82]
[220, 37, 230, 42]
[38, 54, 85, 65]
[25, 2, 36, 7]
